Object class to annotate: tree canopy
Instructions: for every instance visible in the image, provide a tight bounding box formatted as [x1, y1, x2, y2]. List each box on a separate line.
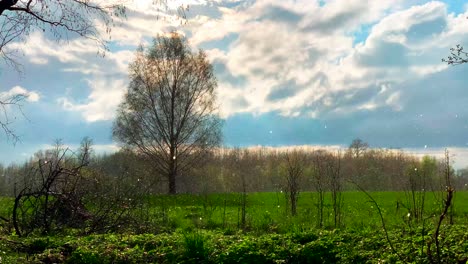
[113, 33, 222, 194]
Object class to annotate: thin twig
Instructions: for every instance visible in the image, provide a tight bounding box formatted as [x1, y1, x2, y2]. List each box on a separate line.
[352, 181, 406, 262]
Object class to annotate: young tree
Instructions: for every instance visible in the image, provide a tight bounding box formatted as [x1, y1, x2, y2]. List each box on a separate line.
[113, 33, 222, 194]
[328, 150, 343, 228]
[282, 150, 306, 216]
[312, 150, 327, 227]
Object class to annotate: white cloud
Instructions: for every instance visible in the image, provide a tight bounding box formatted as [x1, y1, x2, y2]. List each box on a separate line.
[92, 143, 121, 153]
[184, 0, 411, 119]
[385, 91, 402, 111]
[195, 0, 468, 119]
[58, 78, 127, 122]
[1, 86, 40, 102]
[188, 5, 250, 46]
[4, 0, 468, 130]
[6, 31, 91, 65]
[5, 30, 137, 122]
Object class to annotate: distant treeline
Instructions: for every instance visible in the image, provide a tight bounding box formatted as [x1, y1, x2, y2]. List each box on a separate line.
[1, 143, 467, 196]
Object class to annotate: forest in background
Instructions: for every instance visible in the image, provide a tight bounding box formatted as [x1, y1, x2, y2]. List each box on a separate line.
[1, 138, 468, 197]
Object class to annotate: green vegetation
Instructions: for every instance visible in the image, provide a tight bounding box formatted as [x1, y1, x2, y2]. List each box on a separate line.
[1, 225, 467, 263]
[136, 191, 468, 232]
[1, 191, 467, 263]
[0, 144, 466, 263]
[0, 197, 12, 216]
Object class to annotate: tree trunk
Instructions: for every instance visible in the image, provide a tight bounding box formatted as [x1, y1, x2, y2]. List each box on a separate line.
[168, 164, 176, 194]
[168, 146, 177, 194]
[12, 192, 23, 237]
[168, 173, 176, 194]
[291, 192, 297, 216]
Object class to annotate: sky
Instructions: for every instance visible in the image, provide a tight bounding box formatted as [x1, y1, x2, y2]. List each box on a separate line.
[1, 0, 468, 168]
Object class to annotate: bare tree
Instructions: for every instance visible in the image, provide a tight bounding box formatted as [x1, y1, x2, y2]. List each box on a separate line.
[0, 0, 189, 68]
[113, 33, 222, 194]
[348, 138, 369, 159]
[312, 150, 327, 228]
[328, 150, 343, 228]
[282, 150, 305, 216]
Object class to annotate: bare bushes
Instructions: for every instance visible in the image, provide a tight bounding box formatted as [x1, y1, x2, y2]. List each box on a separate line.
[12, 140, 91, 236]
[11, 139, 148, 237]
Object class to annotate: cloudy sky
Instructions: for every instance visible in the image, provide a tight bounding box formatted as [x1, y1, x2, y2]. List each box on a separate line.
[1, 0, 468, 168]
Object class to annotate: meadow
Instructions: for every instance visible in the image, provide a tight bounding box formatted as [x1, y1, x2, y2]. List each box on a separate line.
[139, 191, 468, 232]
[0, 191, 467, 263]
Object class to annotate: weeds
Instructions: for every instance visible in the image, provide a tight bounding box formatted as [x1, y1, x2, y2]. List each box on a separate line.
[182, 231, 211, 263]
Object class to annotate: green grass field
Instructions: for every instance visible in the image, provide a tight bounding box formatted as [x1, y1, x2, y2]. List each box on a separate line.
[1, 191, 467, 263]
[1, 191, 467, 233]
[137, 191, 468, 233]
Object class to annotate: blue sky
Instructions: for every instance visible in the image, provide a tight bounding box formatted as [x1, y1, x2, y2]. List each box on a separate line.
[1, 0, 468, 167]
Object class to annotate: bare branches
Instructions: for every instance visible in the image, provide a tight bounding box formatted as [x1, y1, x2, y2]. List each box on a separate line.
[348, 138, 368, 159]
[282, 150, 305, 216]
[0, 0, 127, 66]
[113, 33, 221, 194]
[12, 141, 92, 236]
[353, 181, 406, 262]
[0, 0, 126, 138]
[442, 44, 468, 65]
[428, 149, 454, 264]
[0, 93, 26, 142]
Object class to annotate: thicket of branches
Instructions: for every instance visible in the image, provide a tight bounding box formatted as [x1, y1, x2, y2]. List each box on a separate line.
[2, 144, 467, 198]
[1, 138, 150, 237]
